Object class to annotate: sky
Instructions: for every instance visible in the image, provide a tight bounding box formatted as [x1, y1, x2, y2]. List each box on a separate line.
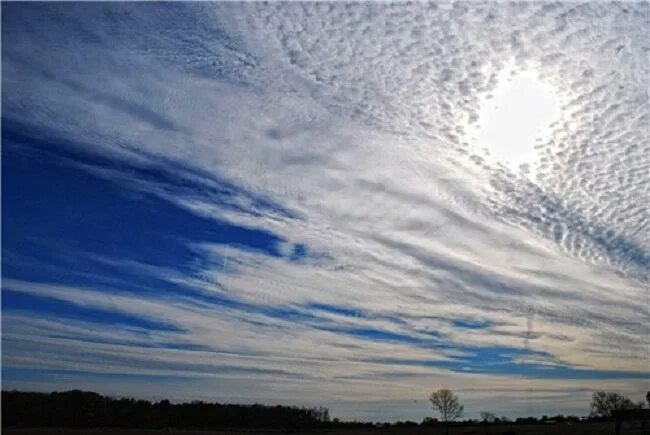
[2, 1, 649, 422]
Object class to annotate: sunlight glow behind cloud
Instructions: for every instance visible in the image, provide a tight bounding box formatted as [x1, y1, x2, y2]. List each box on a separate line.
[471, 65, 561, 168]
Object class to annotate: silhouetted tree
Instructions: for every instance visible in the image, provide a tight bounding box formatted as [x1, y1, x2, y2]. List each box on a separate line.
[309, 405, 330, 422]
[421, 416, 439, 426]
[429, 389, 463, 435]
[480, 411, 496, 423]
[646, 391, 650, 407]
[590, 391, 641, 417]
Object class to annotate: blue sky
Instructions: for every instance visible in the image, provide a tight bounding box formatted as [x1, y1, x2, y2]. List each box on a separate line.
[2, 2, 649, 422]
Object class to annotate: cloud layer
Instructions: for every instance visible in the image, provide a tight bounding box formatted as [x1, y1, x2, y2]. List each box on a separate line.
[2, 2, 648, 421]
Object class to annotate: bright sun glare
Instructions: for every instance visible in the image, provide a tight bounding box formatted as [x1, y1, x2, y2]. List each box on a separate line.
[472, 67, 560, 168]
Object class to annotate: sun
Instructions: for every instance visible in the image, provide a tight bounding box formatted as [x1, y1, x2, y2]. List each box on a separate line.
[470, 66, 560, 168]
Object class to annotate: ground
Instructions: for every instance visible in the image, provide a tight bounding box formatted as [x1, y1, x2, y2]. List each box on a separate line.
[4, 421, 646, 435]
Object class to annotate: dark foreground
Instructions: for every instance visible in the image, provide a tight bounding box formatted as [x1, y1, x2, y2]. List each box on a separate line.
[5, 391, 647, 434]
[3, 422, 645, 435]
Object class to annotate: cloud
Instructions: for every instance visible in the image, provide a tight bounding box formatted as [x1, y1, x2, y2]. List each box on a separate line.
[2, 1, 648, 421]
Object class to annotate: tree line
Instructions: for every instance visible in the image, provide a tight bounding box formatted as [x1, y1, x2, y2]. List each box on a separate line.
[426, 388, 650, 434]
[3, 389, 648, 430]
[2, 390, 331, 430]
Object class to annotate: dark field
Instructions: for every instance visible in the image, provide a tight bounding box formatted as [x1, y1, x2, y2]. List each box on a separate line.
[4, 422, 646, 435]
